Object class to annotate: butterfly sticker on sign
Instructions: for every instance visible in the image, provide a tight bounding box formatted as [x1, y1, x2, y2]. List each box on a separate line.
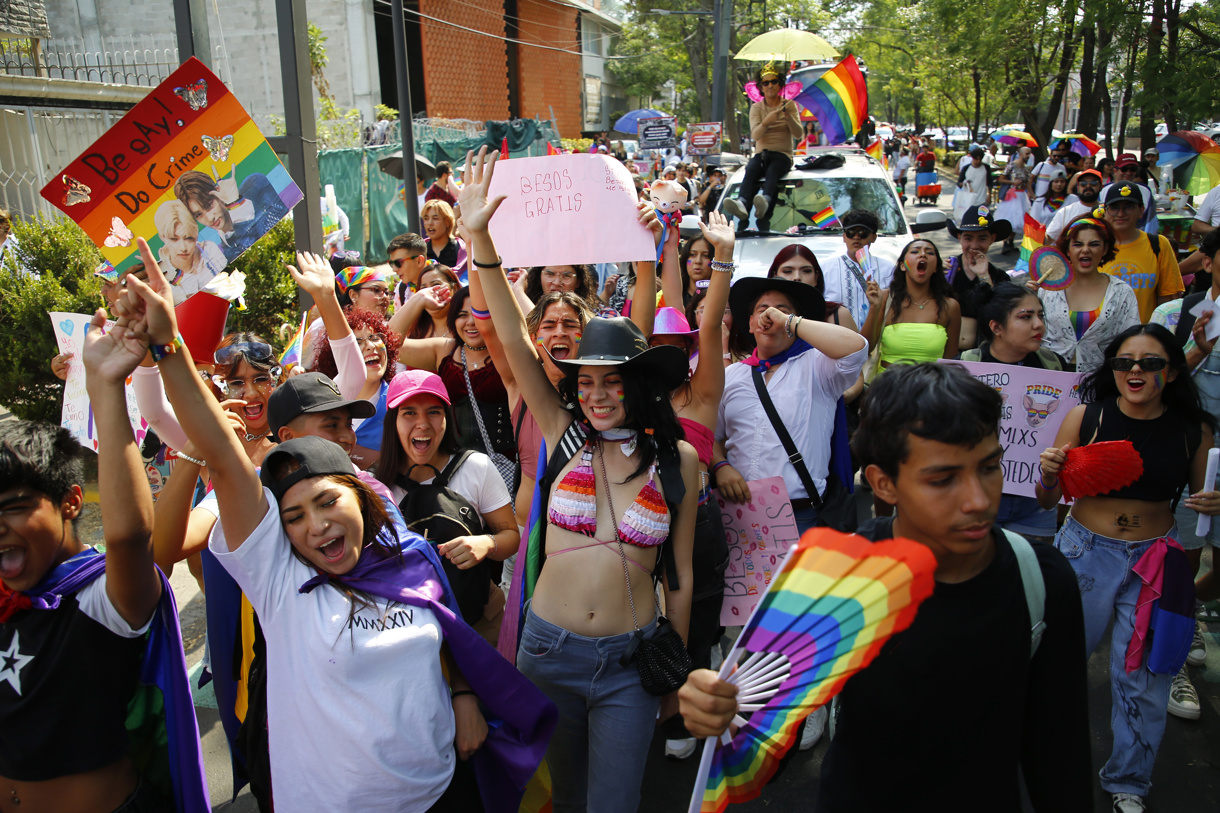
[40, 57, 303, 306]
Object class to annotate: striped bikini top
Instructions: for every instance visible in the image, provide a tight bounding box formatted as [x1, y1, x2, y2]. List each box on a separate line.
[548, 441, 670, 548]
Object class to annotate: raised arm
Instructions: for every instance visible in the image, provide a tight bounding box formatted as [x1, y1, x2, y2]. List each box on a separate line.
[688, 213, 733, 414]
[466, 243, 522, 397]
[123, 238, 267, 549]
[459, 147, 571, 442]
[289, 251, 351, 343]
[658, 226, 684, 313]
[82, 308, 161, 628]
[860, 282, 889, 350]
[629, 200, 662, 337]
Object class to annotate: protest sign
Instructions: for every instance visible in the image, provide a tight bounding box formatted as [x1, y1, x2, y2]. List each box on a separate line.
[638, 116, 677, 150]
[50, 313, 149, 454]
[686, 122, 722, 155]
[486, 154, 655, 267]
[945, 360, 1083, 498]
[715, 477, 799, 625]
[40, 57, 302, 305]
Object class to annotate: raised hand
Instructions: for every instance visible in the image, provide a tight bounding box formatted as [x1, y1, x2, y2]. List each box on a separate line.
[865, 280, 884, 308]
[287, 251, 336, 302]
[210, 165, 240, 205]
[82, 310, 147, 387]
[457, 147, 508, 235]
[697, 211, 735, 256]
[121, 238, 180, 346]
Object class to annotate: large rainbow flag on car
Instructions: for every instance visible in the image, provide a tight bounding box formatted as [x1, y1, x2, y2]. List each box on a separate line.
[793, 55, 868, 146]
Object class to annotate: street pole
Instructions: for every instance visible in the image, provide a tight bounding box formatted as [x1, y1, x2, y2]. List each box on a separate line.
[272, 0, 322, 259]
[391, 0, 420, 234]
[710, 0, 731, 126]
[171, 0, 211, 66]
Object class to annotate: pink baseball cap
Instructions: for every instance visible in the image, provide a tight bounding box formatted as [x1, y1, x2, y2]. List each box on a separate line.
[387, 369, 451, 409]
[653, 306, 699, 336]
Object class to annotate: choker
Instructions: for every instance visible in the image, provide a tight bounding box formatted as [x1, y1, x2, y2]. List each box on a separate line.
[599, 427, 638, 456]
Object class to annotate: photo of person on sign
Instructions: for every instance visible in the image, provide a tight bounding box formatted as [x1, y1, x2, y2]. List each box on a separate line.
[174, 165, 289, 262]
[154, 199, 228, 304]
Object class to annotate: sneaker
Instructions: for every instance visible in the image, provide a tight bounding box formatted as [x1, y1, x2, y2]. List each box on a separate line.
[722, 197, 749, 222]
[664, 737, 697, 760]
[1187, 620, 1206, 666]
[752, 193, 771, 219]
[1112, 793, 1145, 813]
[1168, 665, 1201, 719]
[798, 706, 828, 751]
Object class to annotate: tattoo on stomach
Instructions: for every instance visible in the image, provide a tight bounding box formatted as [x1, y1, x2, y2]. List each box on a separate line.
[1116, 513, 1141, 529]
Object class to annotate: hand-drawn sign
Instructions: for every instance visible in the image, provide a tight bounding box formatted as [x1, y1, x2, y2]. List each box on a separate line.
[715, 477, 799, 626]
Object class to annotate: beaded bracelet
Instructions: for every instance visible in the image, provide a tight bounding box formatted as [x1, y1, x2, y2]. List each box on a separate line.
[471, 256, 503, 269]
[176, 451, 206, 467]
[470, 306, 491, 320]
[150, 334, 184, 362]
[710, 260, 735, 274]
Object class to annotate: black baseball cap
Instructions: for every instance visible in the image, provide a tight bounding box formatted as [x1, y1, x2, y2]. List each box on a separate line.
[260, 436, 356, 503]
[1103, 181, 1144, 206]
[267, 372, 376, 437]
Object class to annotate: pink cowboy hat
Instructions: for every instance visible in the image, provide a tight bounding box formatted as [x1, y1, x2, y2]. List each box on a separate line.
[653, 306, 699, 336]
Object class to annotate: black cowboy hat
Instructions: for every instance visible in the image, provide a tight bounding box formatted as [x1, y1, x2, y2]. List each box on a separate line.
[946, 204, 1013, 241]
[549, 316, 690, 391]
[728, 276, 827, 332]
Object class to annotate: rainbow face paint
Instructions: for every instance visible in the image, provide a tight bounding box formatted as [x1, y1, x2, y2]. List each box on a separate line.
[1153, 370, 1164, 390]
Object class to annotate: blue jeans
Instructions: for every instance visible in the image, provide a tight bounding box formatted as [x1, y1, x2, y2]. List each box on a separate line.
[516, 607, 660, 813]
[794, 504, 820, 536]
[1055, 516, 1175, 796]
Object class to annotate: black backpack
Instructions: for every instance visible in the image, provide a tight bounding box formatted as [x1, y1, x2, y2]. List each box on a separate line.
[396, 450, 497, 624]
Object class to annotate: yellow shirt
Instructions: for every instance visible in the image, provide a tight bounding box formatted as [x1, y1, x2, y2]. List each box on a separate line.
[1100, 232, 1183, 322]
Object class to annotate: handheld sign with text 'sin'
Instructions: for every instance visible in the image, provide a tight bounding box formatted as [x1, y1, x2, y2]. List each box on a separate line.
[40, 57, 303, 305]
[487, 154, 655, 268]
[945, 360, 1083, 499]
[714, 477, 799, 626]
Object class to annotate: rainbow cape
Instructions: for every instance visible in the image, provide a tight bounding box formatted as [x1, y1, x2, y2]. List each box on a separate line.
[278, 309, 308, 369]
[1014, 213, 1047, 274]
[792, 55, 868, 146]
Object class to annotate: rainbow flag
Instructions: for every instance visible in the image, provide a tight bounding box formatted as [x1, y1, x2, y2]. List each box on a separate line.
[865, 137, 886, 170]
[792, 54, 868, 145]
[1014, 213, 1047, 274]
[501, 136, 510, 159]
[811, 205, 841, 229]
[546, 142, 560, 156]
[278, 309, 308, 369]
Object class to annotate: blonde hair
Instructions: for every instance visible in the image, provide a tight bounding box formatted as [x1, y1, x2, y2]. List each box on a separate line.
[420, 199, 456, 238]
[153, 200, 199, 242]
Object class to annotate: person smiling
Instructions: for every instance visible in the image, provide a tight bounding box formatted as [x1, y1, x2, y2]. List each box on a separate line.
[1037, 324, 1217, 813]
[1040, 216, 1139, 374]
[152, 199, 228, 304]
[1099, 181, 1184, 323]
[173, 169, 288, 263]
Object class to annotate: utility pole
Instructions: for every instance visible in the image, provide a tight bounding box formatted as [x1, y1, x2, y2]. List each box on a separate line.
[392, 0, 420, 234]
[171, 0, 211, 66]
[710, 0, 733, 126]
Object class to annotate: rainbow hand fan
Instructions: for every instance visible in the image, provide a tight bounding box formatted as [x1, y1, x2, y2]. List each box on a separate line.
[689, 528, 937, 813]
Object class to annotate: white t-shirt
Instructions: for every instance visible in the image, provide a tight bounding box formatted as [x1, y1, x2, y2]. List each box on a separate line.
[209, 489, 455, 812]
[1045, 197, 1096, 242]
[1029, 161, 1066, 198]
[821, 253, 893, 328]
[1196, 184, 1220, 227]
[77, 572, 154, 638]
[389, 451, 511, 516]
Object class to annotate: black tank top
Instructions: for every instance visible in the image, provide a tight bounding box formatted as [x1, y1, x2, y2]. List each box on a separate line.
[1078, 399, 1201, 502]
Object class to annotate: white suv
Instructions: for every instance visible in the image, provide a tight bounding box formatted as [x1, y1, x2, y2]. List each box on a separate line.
[689, 148, 947, 281]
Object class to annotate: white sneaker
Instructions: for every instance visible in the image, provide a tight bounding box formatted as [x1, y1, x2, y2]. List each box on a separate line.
[664, 737, 697, 760]
[1168, 665, 1201, 720]
[798, 706, 828, 751]
[1111, 792, 1145, 813]
[721, 197, 749, 222]
[752, 193, 771, 219]
[1186, 620, 1206, 666]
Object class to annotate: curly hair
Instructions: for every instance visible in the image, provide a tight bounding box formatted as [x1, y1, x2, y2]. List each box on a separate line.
[1055, 219, 1117, 267]
[888, 240, 953, 322]
[312, 307, 402, 387]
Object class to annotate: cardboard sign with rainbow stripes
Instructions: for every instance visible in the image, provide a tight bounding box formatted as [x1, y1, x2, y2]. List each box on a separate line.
[40, 57, 302, 302]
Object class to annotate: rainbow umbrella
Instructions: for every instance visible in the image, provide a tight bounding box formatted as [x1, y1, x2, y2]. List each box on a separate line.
[1157, 131, 1220, 196]
[688, 528, 937, 813]
[1052, 134, 1102, 156]
[991, 129, 1038, 147]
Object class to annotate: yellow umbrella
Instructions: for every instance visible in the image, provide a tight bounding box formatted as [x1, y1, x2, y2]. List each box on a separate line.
[735, 28, 839, 61]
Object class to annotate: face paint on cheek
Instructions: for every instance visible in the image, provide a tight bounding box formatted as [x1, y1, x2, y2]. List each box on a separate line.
[616, 390, 626, 403]
[1153, 371, 1164, 390]
[577, 390, 588, 403]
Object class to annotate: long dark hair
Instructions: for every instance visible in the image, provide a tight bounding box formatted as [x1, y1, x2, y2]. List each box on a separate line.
[446, 286, 472, 355]
[524, 265, 596, 307]
[972, 282, 1039, 341]
[556, 365, 684, 484]
[888, 240, 952, 321]
[679, 235, 714, 299]
[410, 262, 461, 340]
[1078, 324, 1215, 433]
[375, 399, 461, 488]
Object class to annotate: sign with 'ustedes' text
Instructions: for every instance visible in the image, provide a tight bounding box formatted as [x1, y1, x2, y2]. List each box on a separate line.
[715, 477, 798, 626]
[945, 360, 1083, 498]
[40, 57, 302, 299]
[487, 154, 655, 267]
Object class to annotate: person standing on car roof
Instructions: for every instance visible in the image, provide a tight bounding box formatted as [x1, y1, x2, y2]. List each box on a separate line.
[722, 61, 801, 233]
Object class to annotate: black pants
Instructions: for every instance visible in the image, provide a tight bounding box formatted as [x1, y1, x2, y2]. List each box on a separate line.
[111, 775, 172, 813]
[737, 150, 793, 227]
[426, 754, 484, 812]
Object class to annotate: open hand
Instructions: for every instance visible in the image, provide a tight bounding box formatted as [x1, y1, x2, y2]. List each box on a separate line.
[210, 165, 240, 204]
[82, 310, 147, 386]
[457, 147, 508, 235]
[286, 251, 336, 302]
[697, 211, 735, 257]
[1192, 311, 1216, 356]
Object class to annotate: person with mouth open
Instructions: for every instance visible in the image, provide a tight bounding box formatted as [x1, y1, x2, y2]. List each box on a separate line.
[421, 199, 466, 271]
[1036, 324, 1219, 813]
[462, 146, 699, 811]
[861, 239, 962, 372]
[1039, 216, 1140, 375]
[116, 238, 557, 813]
[389, 261, 462, 341]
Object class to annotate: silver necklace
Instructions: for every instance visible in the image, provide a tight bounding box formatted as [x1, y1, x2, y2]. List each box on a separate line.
[244, 430, 269, 443]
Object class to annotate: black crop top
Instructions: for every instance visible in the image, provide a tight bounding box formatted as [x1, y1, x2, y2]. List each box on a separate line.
[1078, 399, 1201, 502]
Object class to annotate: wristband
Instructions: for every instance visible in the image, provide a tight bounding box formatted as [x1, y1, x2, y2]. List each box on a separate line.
[150, 334, 184, 362]
[1039, 474, 1059, 490]
[710, 260, 735, 274]
[450, 689, 476, 699]
[471, 256, 503, 269]
[225, 197, 247, 211]
[470, 306, 491, 320]
[176, 451, 205, 467]
[711, 460, 731, 477]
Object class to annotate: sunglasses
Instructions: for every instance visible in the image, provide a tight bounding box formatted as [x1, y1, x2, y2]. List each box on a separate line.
[1109, 356, 1168, 372]
[389, 255, 423, 269]
[214, 342, 274, 366]
[760, 79, 780, 86]
[844, 227, 874, 240]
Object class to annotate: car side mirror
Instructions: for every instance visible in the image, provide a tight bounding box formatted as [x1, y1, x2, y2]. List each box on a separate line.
[910, 210, 948, 234]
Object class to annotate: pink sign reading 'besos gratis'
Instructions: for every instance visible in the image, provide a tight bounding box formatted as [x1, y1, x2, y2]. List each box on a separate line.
[487, 154, 656, 268]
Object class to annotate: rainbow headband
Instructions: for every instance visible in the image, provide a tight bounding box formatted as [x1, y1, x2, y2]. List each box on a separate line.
[335, 265, 381, 294]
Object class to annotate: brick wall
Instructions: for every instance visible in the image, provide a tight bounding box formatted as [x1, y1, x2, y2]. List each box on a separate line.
[514, 0, 581, 137]
[419, 0, 509, 123]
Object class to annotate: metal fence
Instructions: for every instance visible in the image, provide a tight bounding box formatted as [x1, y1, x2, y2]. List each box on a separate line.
[0, 34, 183, 87]
[0, 106, 117, 219]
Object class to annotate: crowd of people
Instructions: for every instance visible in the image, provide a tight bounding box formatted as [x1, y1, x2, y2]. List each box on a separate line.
[4, 82, 1220, 812]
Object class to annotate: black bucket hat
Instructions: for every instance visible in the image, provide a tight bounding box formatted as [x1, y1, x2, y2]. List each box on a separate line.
[946, 204, 1013, 241]
[260, 436, 355, 504]
[548, 316, 689, 391]
[728, 276, 827, 332]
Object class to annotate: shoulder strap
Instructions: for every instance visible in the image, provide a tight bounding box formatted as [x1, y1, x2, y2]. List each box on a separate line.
[546, 420, 586, 482]
[654, 441, 686, 590]
[434, 449, 475, 489]
[1002, 529, 1046, 658]
[1080, 400, 1104, 446]
[1034, 348, 1064, 370]
[1175, 293, 1205, 345]
[961, 348, 982, 362]
[1146, 230, 1160, 258]
[750, 366, 823, 510]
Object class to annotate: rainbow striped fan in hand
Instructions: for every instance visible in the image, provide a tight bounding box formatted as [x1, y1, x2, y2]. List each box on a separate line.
[1028, 246, 1074, 291]
[688, 528, 937, 813]
[1058, 440, 1143, 503]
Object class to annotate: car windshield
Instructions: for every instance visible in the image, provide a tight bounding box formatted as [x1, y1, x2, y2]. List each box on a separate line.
[724, 175, 905, 235]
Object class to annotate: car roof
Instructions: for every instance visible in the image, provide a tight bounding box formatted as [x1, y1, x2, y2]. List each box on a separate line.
[725, 150, 889, 183]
